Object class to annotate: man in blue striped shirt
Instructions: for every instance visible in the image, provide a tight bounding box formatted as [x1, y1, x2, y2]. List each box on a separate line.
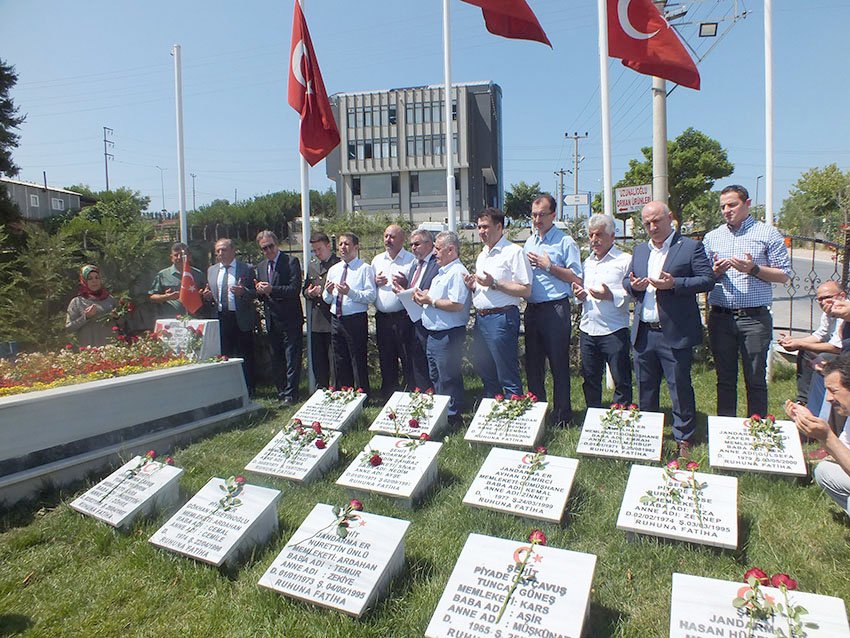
[703, 185, 791, 417]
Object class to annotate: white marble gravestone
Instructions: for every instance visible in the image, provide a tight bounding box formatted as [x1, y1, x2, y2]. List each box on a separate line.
[368, 391, 451, 440]
[258, 503, 409, 617]
[576, 407, 665, 461]
[154, 318, 220, 361]
[245, 426, 342, 483]
[670, 573, 850, 638]
[462, 447, 577, 523]
[149, 477, 280, 567]
[70, 456, 183, 528]
[617, 464, 738, 550]
[708, 416, 807, 477]
[464, 399, 547, 449]
[291, 389, 367, 432]
[425, 532, 596, 638]
[335, 435, 441, 507]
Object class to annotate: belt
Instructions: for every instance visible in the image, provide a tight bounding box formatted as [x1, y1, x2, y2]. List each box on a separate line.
[376, 309, 406, 316]
[528, 296, 570, 307]
[710, 305, 769, 318]
[640, 321, 662, 331]
[477, 306, 513, 317]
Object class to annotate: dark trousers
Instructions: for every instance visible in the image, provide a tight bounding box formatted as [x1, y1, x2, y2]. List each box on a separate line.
[426, 326, 466, 417]
[219, 310, 254, 394]
[525, 298, 573, 425]
[268, 320, 303, 400]
[310, 330, 333, 389]
[409, 320, 433, 391]
[375, 310, 412, 397]
[708, 310, 772, 417]
[331, 312, 370, 395]
[580, 327, 632, 408]
[634, 323, 695, 442]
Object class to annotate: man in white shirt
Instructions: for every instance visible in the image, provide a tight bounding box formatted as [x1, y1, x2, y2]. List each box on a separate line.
[372, 224, 415, 398]
[322, 232, 376, 396]
[572, 214, 633, 408]
[464, 208, 532, 398]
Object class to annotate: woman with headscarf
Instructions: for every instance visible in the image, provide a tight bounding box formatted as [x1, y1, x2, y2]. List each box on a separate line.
[65, 265, 116, 347]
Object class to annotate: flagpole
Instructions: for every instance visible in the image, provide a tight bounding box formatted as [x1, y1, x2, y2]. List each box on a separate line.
[442, 0, 457, 231]
[298, 0, 315, 393]
[172, 44, 188, 242]
[597, 0, 613, 216]
[764, 0, 774, 225]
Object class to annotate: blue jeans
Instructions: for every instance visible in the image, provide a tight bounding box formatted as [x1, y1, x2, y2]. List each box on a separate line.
[471, 306, 522, 397]
[426, 326, 466, 417]
[580, 327, 632, 408]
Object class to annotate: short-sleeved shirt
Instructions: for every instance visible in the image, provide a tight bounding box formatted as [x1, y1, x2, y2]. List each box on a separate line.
[703, 215, 791, 308]
[472, 235, 533, 310]
[149, 264, 206, 317]
[421, 258, 470, 331]
[523, 225, 582, 303]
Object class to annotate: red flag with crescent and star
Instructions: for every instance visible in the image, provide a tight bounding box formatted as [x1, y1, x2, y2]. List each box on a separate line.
[460, 0, 551, 47]
[178, 253, 203, 315]
[288, 1, 340, 166]
[607, 0, 700, 90]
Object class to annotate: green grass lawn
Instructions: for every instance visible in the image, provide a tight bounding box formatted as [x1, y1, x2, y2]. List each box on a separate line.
[1, 364, 849, 638]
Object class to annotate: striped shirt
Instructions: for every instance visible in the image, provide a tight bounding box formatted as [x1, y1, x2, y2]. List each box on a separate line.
[703, 215, 791, 309]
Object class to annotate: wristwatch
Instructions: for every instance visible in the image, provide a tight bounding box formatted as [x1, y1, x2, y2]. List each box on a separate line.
[750, 264, 761, 277]
[492, 279, 499, 291]
[544, 262, 552, 273]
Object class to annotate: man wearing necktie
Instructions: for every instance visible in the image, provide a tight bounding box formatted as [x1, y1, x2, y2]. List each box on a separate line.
[256, 230, 303, 405]
[322, 232, 376, 395]
[203, 238, 257, 395]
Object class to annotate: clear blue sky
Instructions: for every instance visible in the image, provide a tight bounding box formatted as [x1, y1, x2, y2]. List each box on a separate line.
[4, 1, 849, 216]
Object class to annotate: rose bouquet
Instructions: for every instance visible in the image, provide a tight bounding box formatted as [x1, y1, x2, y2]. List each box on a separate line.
[732, 568, 817, 638]
[744, 413, 784, 452]
[486, 392, 537, 428]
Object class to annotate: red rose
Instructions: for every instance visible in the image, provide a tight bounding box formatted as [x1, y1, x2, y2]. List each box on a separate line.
[341, 386, 350, 391]
[495, 394, 504, 402]
[628, 403, 638, 410]
[744, 568, 770, 586]
[528, 529, 547, 545]
[234, 475, 247, 485]
[419, 433, 430, 441]
[750, 414, 762, 421]
[112, 326, 119, 332]
[292, 418, 302, 425]
[535, 446, 547, 455]
[164, 456, 174, 465]
[311, 421, 322, 434]
[146, 450, 157, 460]
[414, 387, 421, 393]
[328, 386, 336, 392]
[64, 344, 73, 350]
[408, 418, 420, 429]
[426, 388, 434, 395]
[667, 459, 680, 470]
[510, 394, 520, 401]
[387, 410, 397, 421]
[369, 453, 383, 467]
[356, 387, 364, 393]
[349, 499, 364, 511]
[770, 573, 797, 590]
[685, 461, 699, 471]
[766, 414, 776, 422]
[315, 439, 326, 449]
[295, 426, 305, 435]
[527, 393, 538, 402]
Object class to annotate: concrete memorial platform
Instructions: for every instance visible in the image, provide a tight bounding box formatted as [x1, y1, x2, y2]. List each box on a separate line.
[462, 447, 577, 523]
[708, 416, 806, 477]
[245, 422, 342, 483]
[335, 435, 441, 507]
[70, 454, 183, 529]
[576, 407, 665, 461]
[368, 391, 450, 440]
[291, 388, 367, 433]
[153, 318, 220, 361]
[150, 476, 280, 567]
[617, 464, 738, 550]
[258, 503, 409, 617]
[425, 532, 596, 638]
[670, 573, 850, 638]
[464, 398, 547, 449]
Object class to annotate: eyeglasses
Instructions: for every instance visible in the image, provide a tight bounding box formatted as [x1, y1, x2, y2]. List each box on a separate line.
[260, 244, 276, 251]
[817, 293, 838, 302]
[531, 211, 554, 219]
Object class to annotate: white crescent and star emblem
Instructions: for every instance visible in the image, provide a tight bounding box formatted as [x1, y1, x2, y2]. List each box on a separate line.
[291, 39, 313, 95]
[618, 0, 660, 40]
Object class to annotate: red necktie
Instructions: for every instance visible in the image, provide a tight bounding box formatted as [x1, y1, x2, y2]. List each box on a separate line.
[335, 263, 348, 318]
[410, 259, 425, 288]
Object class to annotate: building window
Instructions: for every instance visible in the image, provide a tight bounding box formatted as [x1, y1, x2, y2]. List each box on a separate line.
[29, 194, 39, 207]
[364, 142, 373, 159]
[452, 99, 458, 120]
[406, 136, 415, 157]
[348, 143, 356, 160]
[364, 109, 373, 127]
[381, 139, 389, 159]
[51, 198, 65, 211]
[410, 173, 419, 194]
[455, 171, 460, 191]
[391, 174, 399, 194]
[424, 136, 432, 156]
[355, 109, 364, 128]
[432, 103, 442, 122]
[388, 106, 397, 125]
[356, 141, 365, 160]
[453, 133, 458, 153]
[347, 108, 356, 128]
[352, 177, 361, 197]
[390, 139, 398, 158]
[415, 137, 424, 156]
[406, 104, 414, 124]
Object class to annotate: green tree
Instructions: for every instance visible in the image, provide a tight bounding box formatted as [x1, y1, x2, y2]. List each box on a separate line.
[504, 181, 542, 218]
[64, 184, 150, 225]
[0, 59, 27, 234]
[779, 164, 850, 242]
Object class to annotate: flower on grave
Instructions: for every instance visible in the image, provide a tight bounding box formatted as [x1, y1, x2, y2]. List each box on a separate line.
[640, 459, 707, 529]
[496, 529, 547, 623]
[315, 439, 326, 450]
[408, 387, 435, 428]
[495, 394, 504, 402]
[485, 391, 535, 425]
[164, 456, 174, 465]
[311, 421, 322, 434]
[419, 433, 430, 442]
[349, 499, 363, 511]
[598, 402, 642, 448]
[733, 569, 816, 638]
[519, 446, 548, 491]
[97, 449, 166, 503]
[360, 446, 383, 468]
[275, 418, 331, 461]
[744, 413, 785, 452]
[290, 499, 368, 550]
[408, 418, 419, 429]
[387, 409, 397, 421]
[323, 385, 362, 404]
[188, 475, 247, 534]
[770, 573, 797, 590]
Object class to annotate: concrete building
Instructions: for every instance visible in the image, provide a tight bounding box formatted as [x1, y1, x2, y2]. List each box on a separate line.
[325, 81, 502, 224]
[0, 177, 85, 220]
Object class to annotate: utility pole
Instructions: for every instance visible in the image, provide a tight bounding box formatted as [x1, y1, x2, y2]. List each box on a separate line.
[190, 173, 197, 212]
[155, 166, 166, 213]
[103, 127, 114, 191]
[234, 188, 237, 204]
[565, 132, 588, 219]
[554, 169, 569, 221]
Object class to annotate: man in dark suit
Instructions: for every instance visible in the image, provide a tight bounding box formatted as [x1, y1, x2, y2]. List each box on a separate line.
[256, 230, 303, 405]
[624, 202, 714, 458]
[203, 238, 257, 395]
[303, 231, 340, 389]
[393, 228, 439, 391]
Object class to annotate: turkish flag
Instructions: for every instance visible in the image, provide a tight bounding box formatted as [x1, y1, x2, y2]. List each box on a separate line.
[288, 1, 340, 166]
[461, 0, 551, 47]
[607, 0, 700, 90]
[179, 253, 203, 315]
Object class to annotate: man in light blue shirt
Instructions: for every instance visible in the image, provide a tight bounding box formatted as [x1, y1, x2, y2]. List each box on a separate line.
[414, 230, 470, 424]
[523, 194, 583, 425]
